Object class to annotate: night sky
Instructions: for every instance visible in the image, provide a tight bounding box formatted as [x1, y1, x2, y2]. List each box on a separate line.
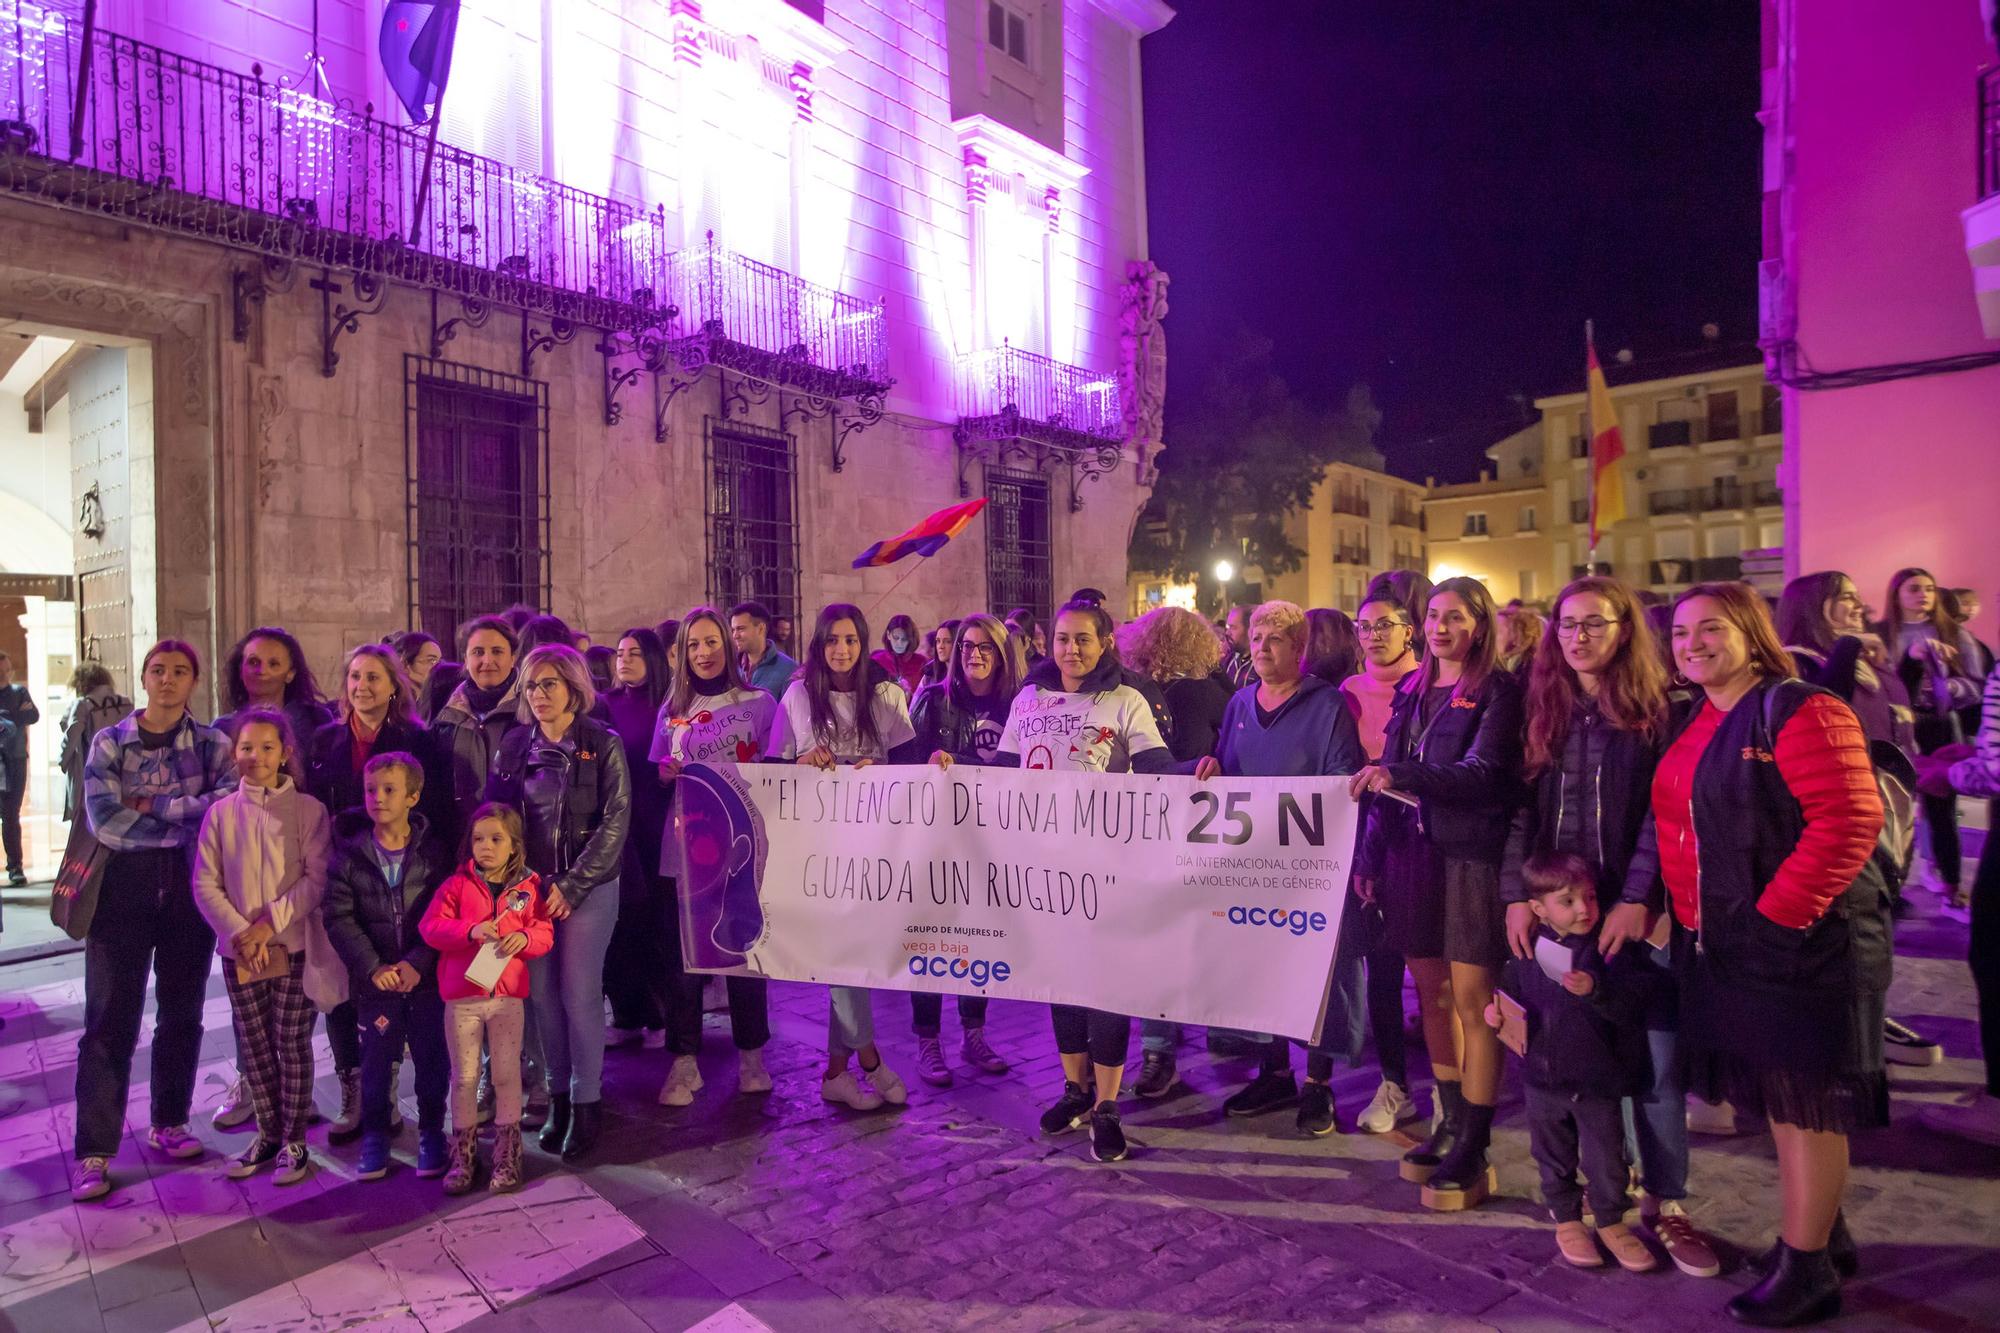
[1140, 0, 1763, 484]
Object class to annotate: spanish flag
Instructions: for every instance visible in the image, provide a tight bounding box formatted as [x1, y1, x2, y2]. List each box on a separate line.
[1585, 338, 1626, 550]
[852, 497, 989, 568]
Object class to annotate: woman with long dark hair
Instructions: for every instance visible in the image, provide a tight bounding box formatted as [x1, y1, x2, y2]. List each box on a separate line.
[1501, 576, 1714, 1275]
[603, 628, 673, 1050]
[908, 613, 1024, 1085]
[650, 609, 777, 1104]
[995, 596, 1175, 1163]
[394, 633, 445, 721]
[1303, 607, 1361, 685]
[1875, 567, 1984, 897]
[216, 627, 333, 744]
[1649, 583, 1887, 1325]
[773, 604, 921, 1109]
[872, 613, 929, 697]
[70, 640, 235, 1203]
[921, 619, 961, 688]
[1350, 576, 1523, 1211]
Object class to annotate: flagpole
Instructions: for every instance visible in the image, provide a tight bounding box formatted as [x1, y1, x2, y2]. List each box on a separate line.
[861, 557, 928, 626]
[406, 2, 461, 249]
[1584, 318, 1597, 571]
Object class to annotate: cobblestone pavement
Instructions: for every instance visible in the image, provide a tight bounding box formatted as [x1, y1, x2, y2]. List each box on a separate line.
[0, 888, 1993, 1332]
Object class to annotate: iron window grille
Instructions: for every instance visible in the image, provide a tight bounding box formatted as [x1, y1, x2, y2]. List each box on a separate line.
[985, 467, 1053, 628]
[705, 418, 800, 627]
[404, 356, 550, 646]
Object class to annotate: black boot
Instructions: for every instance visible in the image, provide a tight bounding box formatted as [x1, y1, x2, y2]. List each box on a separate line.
[561, 1100, 603, 1164]
[1727, 1242, 1841, 1327]
[538, 1093, 571, 1153]
[1752, 1211, 1858, 1281]
[1421, 1101, 1495, 1211]
[1400, 1081, 1462, 1183]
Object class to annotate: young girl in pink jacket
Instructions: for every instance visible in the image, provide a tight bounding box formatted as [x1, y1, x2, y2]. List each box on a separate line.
[419, 802, 552, 1194]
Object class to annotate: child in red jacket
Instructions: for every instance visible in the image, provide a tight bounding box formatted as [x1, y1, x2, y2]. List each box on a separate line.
[418, 803, 552, 1195]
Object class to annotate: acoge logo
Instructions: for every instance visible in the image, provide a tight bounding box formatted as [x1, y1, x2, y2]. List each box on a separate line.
[1220, 904, 1329, 937]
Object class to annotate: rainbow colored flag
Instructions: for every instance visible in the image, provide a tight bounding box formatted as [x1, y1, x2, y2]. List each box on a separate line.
[852, 498, 989, 568]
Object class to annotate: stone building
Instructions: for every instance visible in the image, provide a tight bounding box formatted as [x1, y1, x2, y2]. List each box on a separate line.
[1424, 358, 1783, 602]
[0, 0, 1173, 778]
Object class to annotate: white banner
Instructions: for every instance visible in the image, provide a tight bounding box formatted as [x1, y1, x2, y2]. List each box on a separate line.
[669, 762, 1360, 1042]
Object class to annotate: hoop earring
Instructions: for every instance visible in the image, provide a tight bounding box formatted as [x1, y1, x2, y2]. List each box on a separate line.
[1671, 670, 1690, 687]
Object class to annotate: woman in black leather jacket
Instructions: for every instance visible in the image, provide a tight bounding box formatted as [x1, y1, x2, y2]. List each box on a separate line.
[907, 613, 1024, 1084]
[485, 644, 630, 1164]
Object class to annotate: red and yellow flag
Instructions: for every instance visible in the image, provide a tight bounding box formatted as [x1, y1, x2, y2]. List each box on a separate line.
[1585, 340, 1626, 549]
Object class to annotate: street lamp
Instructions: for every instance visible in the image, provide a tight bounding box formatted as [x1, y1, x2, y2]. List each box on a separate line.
[1213, 559, 1235, 584]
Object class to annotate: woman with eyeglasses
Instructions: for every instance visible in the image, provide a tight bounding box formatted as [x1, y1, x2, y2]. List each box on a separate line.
[1501, 576, 1719, 1276]
[1331, 591, 1425, 1136]
[484, 645, 631, 1165]
[1350, 576, 1523, 1211]
[908, 614, 1024, 1085]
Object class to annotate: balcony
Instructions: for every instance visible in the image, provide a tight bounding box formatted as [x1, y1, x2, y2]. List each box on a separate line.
[1570, 498, 1590, 524]
[1329, 493, 1370, 518]
[1966, 66, 2000, 335]
[0, 6, 666, 339]
[1648, 488, 1695, 516]
[662, 232, 889, 399]
[954, 341, 1123, 509]
[1570, 435, 1590, 459]
[1387, 503, 1424, 530]
[1332, 544, 1371, 567]
[1648, 420, 1694, 450]
[1649, 555, 1742, 587]
[1752, 479, 1782, 506]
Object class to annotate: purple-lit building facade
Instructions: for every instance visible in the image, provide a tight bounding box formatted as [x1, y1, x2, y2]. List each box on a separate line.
[0, 0, 1172, 718]
[1760, 0, 2000, 632]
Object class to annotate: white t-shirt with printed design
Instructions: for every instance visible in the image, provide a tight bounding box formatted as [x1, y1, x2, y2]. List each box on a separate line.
[648, 685, 779, 767]
[996, 682, 1168, 773]
[771, 680, 916, 763]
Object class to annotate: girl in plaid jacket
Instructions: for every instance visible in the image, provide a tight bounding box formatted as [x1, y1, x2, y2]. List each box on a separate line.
[191, 709, 333, 1186]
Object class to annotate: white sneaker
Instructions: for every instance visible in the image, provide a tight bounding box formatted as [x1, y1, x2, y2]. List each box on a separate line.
[738, 1048, 772, 1094]
[821, 1069, 885, 1111]
[1685, 1096, 1740, 1136]
[1920, 1092, 2000, 1147]
[211, 1078, 254, 1130]
[146, 1124, 205, 1160]
[862, 1060, 908, 1106]
[1356, 1079, 1416, 1134]
[657, 1055, 704, 1107]
[641, 1028, 667, 1050]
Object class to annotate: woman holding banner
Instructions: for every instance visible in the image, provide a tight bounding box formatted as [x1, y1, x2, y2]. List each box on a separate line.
[909, 613, 1025, 1085]
[650, 608, 778, 1105]
[773, 604, 923, 1111]
[1192, 601, 1367, 1135]
[1501, 576, 1720, 1277]
[995, 595, 1175, 1164]
[1350, 577, 1523, 1211]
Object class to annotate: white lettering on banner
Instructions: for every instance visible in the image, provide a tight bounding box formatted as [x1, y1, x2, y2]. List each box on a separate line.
[670, 763, 1359, 1042]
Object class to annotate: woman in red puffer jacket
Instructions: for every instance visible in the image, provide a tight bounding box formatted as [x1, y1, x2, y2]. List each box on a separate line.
[1635, 583, 1885, 1328]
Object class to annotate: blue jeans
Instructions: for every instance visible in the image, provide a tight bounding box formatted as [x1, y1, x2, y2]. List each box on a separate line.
[525, 878, 619, 1103]
[1620, 945, 1689, 1203]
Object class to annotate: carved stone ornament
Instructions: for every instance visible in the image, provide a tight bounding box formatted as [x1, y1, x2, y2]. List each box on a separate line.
[1118, 260, 1169, 457]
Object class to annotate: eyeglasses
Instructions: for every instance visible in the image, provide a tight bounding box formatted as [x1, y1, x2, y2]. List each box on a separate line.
[523, 677, 565, 697]
[1555, 617, 1621, 638]
[960, 641, 998, 658]
[1355, 619, 1409, 637]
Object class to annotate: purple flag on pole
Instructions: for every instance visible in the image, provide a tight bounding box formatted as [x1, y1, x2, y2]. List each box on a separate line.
[379, 0, 461, 125]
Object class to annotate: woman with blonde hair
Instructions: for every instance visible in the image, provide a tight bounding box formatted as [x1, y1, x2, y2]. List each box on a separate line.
[1118, 605, 1232, 763]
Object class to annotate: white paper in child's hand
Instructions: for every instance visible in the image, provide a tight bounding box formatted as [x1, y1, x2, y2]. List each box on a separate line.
[462, 941, 508, 993]
[1535, 932, 1576, 984]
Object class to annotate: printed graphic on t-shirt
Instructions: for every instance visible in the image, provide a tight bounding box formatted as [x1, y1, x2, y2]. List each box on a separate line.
[659, 694, 773, 766]
[999, 686, 1162, 774]
[970, 715, 1005, 765]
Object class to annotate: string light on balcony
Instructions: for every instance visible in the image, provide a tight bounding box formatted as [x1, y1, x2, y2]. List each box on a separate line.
[275, 84, 343, 221]
[0, 0, 64, 148]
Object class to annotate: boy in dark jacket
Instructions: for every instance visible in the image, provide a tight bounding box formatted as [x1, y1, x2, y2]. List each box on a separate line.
[1489, 853, 1657, 1274]
[322, 752, 450, 1181]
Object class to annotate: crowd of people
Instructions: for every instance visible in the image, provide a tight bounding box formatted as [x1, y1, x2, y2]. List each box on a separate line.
[47, 562, 1997, 1329]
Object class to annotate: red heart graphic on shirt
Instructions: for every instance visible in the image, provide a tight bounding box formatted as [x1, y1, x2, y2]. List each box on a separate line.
[735, 739, 756, 762]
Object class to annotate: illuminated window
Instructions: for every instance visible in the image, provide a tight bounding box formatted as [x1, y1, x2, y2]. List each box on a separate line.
[988, 2, 1032, 67]
[983, 171, 1049, 353]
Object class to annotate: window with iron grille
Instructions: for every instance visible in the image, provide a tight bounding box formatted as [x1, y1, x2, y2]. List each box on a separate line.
[404, 357, 550, 647]
[705, 419, 800, 626]
[985, 468, 1052, 626]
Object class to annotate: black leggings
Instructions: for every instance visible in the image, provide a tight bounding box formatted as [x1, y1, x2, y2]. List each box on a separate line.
[1051, 1005, 1129, 1068]
[1971, 803, 2000, 1096]
[1924, 790, 1964, 886]
[656, 874, 769, 1055]
[911, 992, 989, 1036]
[1307, 947, 1408, 1085]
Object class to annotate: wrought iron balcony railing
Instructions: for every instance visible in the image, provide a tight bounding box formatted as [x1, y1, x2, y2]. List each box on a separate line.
[953, 340, 1123, 510]
[1982, 66, 2000, 200]
[661, 233, 888, 397]
[0, 4, 664, 333]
